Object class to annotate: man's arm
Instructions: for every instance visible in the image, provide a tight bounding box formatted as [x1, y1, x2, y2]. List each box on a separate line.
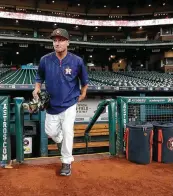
[78, 59, 89, 102]
[33, 82, 42, 100]
[33, 57, 45, 99]
[78, 84, 88, 102]
[35, 82, 42, 90]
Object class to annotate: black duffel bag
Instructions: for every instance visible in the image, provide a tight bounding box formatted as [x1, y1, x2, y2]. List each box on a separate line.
[124, 122, 153, 164]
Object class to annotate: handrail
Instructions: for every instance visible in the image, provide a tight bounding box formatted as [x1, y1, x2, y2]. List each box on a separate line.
[84, 99, 116, 155]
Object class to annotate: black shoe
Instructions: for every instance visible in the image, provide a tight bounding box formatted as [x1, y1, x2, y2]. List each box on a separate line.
[57, 142, 62, 155]
[60, 163, 71, 176]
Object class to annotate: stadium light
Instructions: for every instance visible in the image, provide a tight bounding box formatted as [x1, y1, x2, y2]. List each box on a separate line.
[87, 63, 94, 67]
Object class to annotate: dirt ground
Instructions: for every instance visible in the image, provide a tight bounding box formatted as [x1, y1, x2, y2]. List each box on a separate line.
[0, 157, 172, 196]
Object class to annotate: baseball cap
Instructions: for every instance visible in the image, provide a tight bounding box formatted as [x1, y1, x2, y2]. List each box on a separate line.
[50, 28, 69, 40]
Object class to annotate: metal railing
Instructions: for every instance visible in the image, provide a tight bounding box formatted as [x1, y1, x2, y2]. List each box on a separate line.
[84, 99, 117, 155]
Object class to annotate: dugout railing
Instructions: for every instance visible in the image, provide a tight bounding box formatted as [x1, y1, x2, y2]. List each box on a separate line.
[84, 99, 117, 155]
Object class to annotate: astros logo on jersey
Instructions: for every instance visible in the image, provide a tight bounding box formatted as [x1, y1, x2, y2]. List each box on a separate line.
[65, 67, 72, 75]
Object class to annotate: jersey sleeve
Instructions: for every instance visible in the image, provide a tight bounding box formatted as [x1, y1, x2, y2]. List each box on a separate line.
[78, 59, 89, 86]
[35, 57, 45, 84]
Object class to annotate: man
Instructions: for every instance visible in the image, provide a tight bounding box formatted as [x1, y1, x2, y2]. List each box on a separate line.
[33, 28, 89, 176]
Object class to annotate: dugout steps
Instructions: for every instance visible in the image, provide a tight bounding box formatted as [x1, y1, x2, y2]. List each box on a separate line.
[48, 142, 109, 150]
[19, 152, 111, 166]
[48, 123, 110, 155]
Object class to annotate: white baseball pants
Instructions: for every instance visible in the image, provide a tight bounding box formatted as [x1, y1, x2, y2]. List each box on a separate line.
[45, 104, 77, 164]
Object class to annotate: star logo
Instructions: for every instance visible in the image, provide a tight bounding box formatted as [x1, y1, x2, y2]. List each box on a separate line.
[56, 30, 60, 35]
[65, 67, 72, 75]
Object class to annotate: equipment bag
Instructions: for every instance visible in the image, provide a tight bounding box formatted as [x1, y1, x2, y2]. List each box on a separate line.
[124, 123, 153, 164]
[153, 123, 173, 163]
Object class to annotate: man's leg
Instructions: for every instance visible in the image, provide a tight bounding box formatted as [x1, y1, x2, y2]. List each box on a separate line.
[59, 104, 77, 176]
[45, 113, 63, 148]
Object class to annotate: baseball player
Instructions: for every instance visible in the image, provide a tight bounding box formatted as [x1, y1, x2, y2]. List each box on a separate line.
[33, 28, 89, 176]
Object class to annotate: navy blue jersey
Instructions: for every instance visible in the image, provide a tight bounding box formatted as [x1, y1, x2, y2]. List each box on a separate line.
[35, 52, 89, 114]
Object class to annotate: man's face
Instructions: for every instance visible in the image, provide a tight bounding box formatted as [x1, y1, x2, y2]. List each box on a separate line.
[53, 36, 69, 53]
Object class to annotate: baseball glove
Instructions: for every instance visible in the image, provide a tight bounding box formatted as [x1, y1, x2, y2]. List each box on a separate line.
[23, 91, 50, 113]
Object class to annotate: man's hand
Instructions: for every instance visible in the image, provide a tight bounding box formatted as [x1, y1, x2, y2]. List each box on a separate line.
[78, 84, 88, 102]
[33, 83, 42, 100]
[32, 88, 40, 101]
[78, 94, 86, 102]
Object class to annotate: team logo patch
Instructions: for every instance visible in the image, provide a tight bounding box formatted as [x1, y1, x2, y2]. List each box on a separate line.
[167, 137, 173, 151]
[56, 30, 60, 35]
[65, 67, 72, 75]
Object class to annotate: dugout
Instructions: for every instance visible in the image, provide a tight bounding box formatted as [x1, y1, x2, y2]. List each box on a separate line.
[1, 67, 173, 159]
